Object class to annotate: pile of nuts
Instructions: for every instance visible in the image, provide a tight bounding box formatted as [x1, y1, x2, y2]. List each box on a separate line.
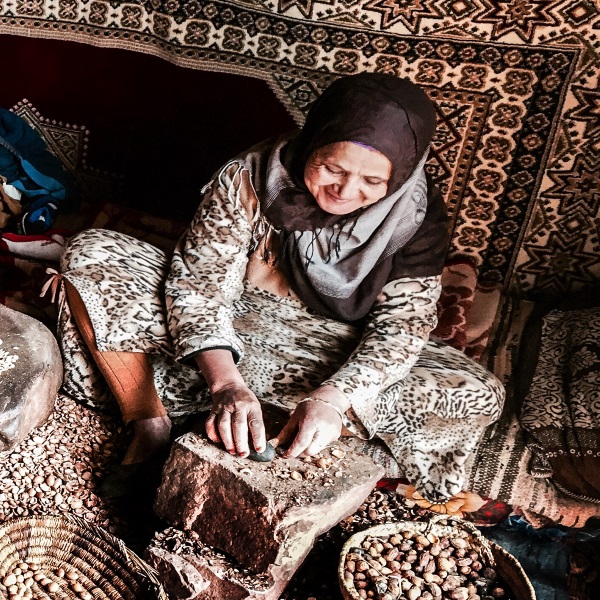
[281, 488, 436, 600]
[339, 489, 429, 534]
[342, 529, 509, 600]
[0, 562, 91, 600]
[0, 394, 120, 531]
[288, 449, 347, 483]
[150, 527, 272, 592]
[264, 445, 348, 485]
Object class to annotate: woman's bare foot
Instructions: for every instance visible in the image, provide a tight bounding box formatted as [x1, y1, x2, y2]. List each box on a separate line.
[122, 415, 172, 465]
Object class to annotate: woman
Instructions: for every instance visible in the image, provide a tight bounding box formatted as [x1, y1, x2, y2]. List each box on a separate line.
[58, 73, 504, 502]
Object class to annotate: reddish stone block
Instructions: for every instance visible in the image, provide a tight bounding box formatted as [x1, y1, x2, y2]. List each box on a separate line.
[154, 429, 383, 580]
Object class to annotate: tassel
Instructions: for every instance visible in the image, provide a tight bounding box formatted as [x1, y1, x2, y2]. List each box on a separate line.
[39, 268, 63, 304]
[304, 229, 321, 267]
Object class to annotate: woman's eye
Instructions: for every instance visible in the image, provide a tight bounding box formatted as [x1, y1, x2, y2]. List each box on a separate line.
[325, 165, 343, 175]
[365, 178, 385, 186]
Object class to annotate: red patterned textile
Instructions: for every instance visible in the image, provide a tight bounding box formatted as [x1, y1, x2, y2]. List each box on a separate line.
[434, 258, 477, 352]
[433, 258, 501, 362]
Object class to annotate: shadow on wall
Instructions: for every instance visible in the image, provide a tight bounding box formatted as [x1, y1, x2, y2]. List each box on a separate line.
[6, 34, 297, 222]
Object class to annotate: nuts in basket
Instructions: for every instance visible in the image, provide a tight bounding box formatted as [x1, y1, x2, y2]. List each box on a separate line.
[340, 524, 510, 600]
[0, 515, 168, 600]
[1, 561, 93, 600]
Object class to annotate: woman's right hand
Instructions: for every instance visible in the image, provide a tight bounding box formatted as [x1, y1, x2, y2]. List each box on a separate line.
[195, 349, 266, 458]
[205, 383, 266, 458]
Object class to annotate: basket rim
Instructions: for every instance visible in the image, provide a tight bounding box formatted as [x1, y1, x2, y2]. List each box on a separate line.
[338, 520, 535, 600]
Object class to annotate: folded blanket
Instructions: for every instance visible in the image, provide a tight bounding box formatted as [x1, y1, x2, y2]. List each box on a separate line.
[516, 289, 600, 503]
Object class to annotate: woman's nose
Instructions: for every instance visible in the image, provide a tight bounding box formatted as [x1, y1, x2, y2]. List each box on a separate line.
[336, 177, 360, 199]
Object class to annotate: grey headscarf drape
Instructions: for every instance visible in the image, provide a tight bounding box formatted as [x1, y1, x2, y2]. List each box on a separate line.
[244, 73, 448, 321]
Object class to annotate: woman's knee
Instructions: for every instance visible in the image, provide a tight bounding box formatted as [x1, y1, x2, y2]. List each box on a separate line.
[408, 358, 505, 420]
[450, 367, 505, 419]
[61, 228, 117, 271]
[61, 228, 166, 273]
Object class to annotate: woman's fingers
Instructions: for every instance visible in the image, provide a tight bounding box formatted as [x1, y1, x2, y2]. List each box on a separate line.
[205, 412, 220, 444]
[208, 391, 344, 459]
[274, 415, 297, 450]
[282, 399, 343, 458]
[284, 422, 318, 458]
[301, 431, 329, 457]
[232, 410, 251, 457]
[206, 384, 266, 456]
[248, 407, 267, 454]
[217, 410, 236, 454]
[275, 409, 309, 452]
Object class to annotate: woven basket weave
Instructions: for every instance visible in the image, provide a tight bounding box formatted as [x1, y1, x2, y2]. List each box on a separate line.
[0, 515, 168, 599]
[339, 517, 535, 600]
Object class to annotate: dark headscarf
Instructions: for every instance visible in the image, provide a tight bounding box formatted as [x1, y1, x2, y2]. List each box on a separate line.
[243, 73, 448, 321]
[287, 73, 436, 191]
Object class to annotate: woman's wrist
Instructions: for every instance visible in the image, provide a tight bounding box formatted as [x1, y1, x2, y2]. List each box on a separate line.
[194, 349, 245, 394]
[307, 385, 351, 416]
[298, 397, 345, 420]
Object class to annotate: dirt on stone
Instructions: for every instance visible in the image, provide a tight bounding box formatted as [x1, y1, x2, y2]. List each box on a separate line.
[225, 441, 356, 510]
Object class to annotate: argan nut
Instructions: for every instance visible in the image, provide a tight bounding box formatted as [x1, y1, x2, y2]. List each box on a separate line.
[450, 587, 469, 600]
[407, 587, 422, 600]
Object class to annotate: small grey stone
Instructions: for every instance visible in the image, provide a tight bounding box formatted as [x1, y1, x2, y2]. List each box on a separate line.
[247, 441, 276, 462]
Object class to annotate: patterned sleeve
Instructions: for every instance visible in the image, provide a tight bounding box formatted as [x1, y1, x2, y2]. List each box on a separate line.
[323, 275, 442, 437]
[165, 161, 254, 364]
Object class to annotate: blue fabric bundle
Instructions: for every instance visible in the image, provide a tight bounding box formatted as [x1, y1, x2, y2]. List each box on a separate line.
[0, 109, 78, 234]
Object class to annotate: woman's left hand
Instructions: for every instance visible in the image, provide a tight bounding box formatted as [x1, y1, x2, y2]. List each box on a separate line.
[276, 398, 343, 458]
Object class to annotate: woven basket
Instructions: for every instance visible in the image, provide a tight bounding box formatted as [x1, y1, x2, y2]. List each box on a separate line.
[0, 515, 168, 599]
[338, 516, 535, 600]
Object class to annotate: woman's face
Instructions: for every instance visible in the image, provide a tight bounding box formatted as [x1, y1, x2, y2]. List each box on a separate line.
[304, 142, 393, 215]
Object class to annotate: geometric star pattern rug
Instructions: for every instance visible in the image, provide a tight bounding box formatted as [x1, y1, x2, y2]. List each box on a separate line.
[1, 0, 598, 298]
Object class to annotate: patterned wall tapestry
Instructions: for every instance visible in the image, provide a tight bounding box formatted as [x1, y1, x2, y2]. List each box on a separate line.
[2, 0, 599, 297]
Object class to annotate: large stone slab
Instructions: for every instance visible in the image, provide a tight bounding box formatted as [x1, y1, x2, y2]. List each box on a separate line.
[154, 412, 384, 582]
[0, 304, 62, 451]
